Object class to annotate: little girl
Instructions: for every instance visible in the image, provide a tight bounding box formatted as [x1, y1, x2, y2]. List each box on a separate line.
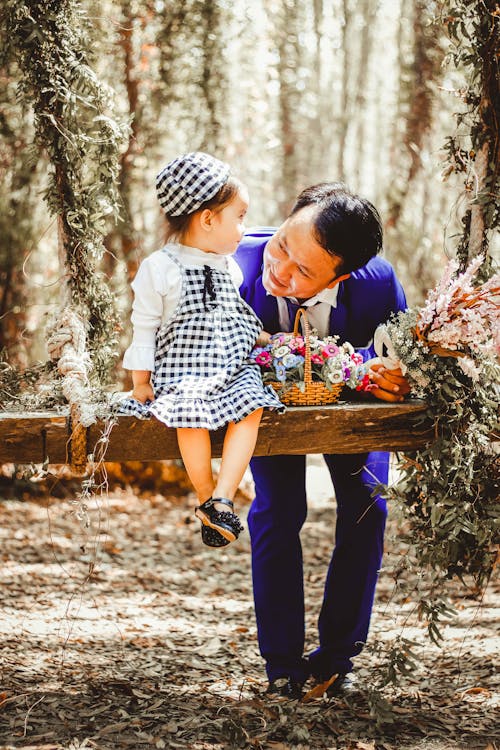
[119, 151, 283, 547]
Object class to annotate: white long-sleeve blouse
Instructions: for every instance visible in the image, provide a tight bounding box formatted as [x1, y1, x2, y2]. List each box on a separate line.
[122, 243, 244, 372]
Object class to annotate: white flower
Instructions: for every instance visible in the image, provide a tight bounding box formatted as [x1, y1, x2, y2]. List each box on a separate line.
[273, 345, 289, 358]
[457, 356, 481, 381]
[327, 371, 344, 383]
[374, 325, 407, 374]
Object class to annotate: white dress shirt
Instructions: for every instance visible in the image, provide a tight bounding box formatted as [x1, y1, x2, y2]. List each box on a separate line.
[123, 243, 243, 372]
[276, 286, 340, 338]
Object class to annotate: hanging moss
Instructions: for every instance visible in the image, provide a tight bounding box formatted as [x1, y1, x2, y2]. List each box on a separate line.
[0, 0, 128, 387]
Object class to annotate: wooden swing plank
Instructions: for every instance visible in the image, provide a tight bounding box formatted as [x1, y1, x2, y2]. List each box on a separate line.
[0, 412, 69, 464]
[0, 400, 433, 464]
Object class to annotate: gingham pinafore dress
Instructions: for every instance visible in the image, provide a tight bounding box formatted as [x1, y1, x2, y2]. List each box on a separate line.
[118, 247, 283, 429]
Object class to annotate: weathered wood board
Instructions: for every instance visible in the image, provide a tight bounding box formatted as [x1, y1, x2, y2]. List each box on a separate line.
[0, 400, 433, 465]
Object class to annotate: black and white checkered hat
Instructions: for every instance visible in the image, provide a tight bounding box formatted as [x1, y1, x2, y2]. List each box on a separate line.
[156, 151, 231, 217]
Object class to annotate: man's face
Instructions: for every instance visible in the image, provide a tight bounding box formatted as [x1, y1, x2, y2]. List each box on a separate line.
[262, 206, 348, 299]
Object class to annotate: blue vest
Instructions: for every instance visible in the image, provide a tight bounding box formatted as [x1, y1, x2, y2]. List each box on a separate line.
[234, 228, 407, 360]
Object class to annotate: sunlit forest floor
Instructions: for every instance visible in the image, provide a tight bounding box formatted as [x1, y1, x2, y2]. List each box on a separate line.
[0, 458, 498, 750]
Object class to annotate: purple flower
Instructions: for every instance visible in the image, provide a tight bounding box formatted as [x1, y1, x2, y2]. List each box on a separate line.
[275, 363, 287, 382]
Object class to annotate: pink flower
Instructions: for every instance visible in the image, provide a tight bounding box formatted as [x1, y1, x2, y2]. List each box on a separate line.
[322, 344, 339, 357]
[289, 337, 306, 355]
[350, 352, 363, 365]
[311, 353, 324, 364]
[255, 350, 272, 367]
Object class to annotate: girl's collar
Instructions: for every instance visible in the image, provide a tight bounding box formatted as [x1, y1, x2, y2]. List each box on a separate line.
[169, 242, 227, 261]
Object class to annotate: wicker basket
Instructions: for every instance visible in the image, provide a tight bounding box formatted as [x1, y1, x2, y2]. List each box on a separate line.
[270, 307, 343, 406]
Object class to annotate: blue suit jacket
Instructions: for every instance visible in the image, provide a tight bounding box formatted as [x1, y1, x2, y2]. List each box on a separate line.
[235, 228, 406, 361]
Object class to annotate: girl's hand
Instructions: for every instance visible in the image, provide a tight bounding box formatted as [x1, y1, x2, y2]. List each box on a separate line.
[256, 330, 272, 346]
[132, 383, 155, 404]
[368, 361, 411, 403]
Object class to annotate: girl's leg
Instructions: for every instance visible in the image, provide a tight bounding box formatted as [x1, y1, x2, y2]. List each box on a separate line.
[214, 408, 263, 502]
[180, 411, 262, 546]
[176, 427, 214, 503]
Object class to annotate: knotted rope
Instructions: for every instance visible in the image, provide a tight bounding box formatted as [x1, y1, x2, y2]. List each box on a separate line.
[46, 307, 97, 474]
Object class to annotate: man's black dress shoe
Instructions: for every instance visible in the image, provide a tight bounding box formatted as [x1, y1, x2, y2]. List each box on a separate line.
[324, 672, 355, 697]
[303, 672, 356, 701]
[266, 676, 304, 700]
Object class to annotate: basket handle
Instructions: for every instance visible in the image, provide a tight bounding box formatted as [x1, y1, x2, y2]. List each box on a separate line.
[292, 307, 313, 387]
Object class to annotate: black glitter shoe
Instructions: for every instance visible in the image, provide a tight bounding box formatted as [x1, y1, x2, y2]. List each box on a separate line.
[195, 497, 244, 544]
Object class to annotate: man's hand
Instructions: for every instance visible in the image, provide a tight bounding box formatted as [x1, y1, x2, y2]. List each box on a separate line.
[368, 360, 411, 403]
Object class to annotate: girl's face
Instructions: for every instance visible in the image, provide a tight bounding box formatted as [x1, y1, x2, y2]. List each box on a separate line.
[209, 186, 249, 255]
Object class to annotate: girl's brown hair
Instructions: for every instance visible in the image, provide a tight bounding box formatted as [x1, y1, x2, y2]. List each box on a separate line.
[164, 176, 242, 243]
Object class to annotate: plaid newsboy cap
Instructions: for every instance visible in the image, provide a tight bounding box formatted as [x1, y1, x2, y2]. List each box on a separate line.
[156, 151, 231, 217]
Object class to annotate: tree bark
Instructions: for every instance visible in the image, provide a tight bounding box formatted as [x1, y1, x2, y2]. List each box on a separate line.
[352, 0, 379, 187]
[385, 0, 442, 229]
[468, 140, 490, 260]
[276, 0, 302, 214]
[199, 0, 228, 154]
[337, 0, 353, 180]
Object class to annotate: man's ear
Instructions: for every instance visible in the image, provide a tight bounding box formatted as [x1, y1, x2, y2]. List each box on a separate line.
[327, 272, 350, 289]
[199, 208, 215, 232]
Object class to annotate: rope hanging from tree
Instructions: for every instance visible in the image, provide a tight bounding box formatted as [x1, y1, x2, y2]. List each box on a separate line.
[45, 308, 96, 473]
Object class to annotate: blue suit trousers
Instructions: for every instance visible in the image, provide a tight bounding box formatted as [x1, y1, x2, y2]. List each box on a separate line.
[248, 451, 389, 683]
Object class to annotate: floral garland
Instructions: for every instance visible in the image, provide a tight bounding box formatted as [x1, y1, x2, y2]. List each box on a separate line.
[374, 258, 499, 586]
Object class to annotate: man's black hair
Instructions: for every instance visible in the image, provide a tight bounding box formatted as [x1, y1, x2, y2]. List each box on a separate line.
[290, 182, 383, 274]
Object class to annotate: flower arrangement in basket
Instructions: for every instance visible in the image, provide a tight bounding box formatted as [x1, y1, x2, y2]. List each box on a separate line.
[251, 307, 373, 406]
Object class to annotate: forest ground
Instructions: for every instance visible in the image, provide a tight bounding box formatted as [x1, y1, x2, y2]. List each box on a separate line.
[0, 457, 498, 750]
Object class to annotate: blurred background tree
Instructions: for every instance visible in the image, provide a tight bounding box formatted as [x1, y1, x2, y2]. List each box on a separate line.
[0, 0, 497, 376]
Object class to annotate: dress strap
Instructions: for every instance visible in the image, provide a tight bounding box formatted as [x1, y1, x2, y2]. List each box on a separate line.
[160, 242, 184, 270]
[159, 243, 185, 324]
[202, 265, 217, 310]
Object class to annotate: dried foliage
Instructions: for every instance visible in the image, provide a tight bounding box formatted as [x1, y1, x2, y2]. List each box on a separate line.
[0, 475, 497, 748]
[0, 357, 62, 411]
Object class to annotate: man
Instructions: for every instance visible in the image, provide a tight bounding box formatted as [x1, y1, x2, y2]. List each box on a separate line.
[234, 182, 409, 699]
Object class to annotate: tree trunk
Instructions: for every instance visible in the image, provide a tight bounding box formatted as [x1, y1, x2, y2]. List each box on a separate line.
[276, 0, 302, 215]
[308, 0, 324, 178]
[385, 0, 442, 229]
[104, 1, 141, 283]
[337, 0, 353, 180]
[467, 140, 490, 260]
[352, 0, 379, 188]
[199, 0, 228, 154]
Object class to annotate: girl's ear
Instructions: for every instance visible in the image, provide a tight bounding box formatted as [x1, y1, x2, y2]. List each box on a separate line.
[199, 208, 215, 232]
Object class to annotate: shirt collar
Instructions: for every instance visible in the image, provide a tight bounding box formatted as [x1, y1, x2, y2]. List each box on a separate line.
[266, 284, 340, 308]
[169, 242, 228, 268]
